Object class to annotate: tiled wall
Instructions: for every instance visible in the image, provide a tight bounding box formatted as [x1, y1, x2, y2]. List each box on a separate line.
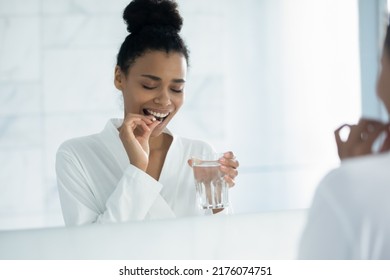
[0, 0, 363, 230]
[0, 0, 134, 229]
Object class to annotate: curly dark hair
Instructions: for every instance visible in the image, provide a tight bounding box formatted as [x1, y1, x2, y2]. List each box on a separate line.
[116, 0, 189, 74]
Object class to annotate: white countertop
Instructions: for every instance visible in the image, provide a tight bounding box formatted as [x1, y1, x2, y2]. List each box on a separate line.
[0, 209, 307, 260]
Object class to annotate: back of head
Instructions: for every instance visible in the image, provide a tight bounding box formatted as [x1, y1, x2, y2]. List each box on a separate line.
[117, 0, 189, 73]
[385, 19, 390, 55]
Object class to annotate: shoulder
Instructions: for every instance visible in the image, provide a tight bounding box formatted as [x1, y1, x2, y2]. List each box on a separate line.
[313, 152, 390, 216]
[57, 119, 119, 157]
[320, 152, 390, 191]
[56, 133, 101, 160]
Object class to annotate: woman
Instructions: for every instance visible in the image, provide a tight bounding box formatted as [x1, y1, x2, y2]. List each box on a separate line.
[56, 0, 239, 226]
[298, 21, 390, 259]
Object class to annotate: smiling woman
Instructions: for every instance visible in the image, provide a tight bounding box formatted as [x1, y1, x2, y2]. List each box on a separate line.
[55, 0, 239, 226]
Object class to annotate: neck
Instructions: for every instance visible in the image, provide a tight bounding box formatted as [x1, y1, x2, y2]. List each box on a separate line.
[149, 133, 168, 151]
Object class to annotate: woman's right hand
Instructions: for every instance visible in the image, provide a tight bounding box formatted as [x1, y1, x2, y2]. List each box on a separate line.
[119, 113, 160, 171]
[334, 118, 390, 160]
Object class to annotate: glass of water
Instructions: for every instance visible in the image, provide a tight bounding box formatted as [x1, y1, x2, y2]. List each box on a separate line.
[191, 153, 229, 210]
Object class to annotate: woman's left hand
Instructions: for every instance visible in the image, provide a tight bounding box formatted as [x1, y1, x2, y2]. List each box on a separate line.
[218, 151, 239, 187]
[187, 151, 239, 187]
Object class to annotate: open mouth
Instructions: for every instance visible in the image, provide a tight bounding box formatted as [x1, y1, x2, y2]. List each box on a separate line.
[143, 109, 170, 122]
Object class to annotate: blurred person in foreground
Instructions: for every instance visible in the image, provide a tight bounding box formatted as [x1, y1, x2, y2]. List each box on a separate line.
[298, 20, 390, 259]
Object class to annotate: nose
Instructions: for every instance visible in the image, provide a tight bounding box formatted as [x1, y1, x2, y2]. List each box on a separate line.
[154, 88, 171, 106]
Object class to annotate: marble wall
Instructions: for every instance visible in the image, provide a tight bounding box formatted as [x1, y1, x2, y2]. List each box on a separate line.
[0, 0, 129, 229]
[0, 0, 363, 229]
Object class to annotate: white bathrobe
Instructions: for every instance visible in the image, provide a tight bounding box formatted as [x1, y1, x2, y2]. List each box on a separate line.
[56, 119, 215, 225]
[298, 152, 390, 259]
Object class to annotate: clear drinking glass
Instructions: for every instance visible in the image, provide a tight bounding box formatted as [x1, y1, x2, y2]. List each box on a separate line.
[191, 153, 229, 209]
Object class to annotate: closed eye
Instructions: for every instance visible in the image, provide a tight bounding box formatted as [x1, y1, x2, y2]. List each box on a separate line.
[143, 85, 157, 90]
[171, 88, 183, 93]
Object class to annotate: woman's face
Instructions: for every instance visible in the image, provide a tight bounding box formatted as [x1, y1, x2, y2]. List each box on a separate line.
[115, 51, 187, 137]
[377, 49, 390, 114]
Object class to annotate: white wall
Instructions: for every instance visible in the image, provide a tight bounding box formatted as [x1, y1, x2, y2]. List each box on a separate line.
[0, 0, 362, 229]
[358, 0, 388, 119]
[177, 0, 362, 213]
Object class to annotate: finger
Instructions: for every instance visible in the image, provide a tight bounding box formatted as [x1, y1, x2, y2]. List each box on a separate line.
[223, 151, 235, 159]
[219, 158, 239, 169]
[366, 121, 385, 133]
[224, 175, 235, 188]
[355, 119, 386, 141]
[122, 119, 152, 132]
[357, 118, 384, 128]
[121, 119, 150, 136]
[220, 165, 238, 179]
[365, 125, 387, 145]
[187, 159, 193, 167]
[148, 119, 160, 129]
[334, 124, 350, 159]
[220, 151, 239, 169]
[228, 159, 239, 169]
[142, 119, 160, 137]
[138, 120, 151, 132]
[335, 123, 350, 133]
[347, 124, 364, 142]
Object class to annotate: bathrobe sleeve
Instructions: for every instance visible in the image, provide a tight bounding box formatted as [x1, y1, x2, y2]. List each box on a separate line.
[56, 150, 175, 226]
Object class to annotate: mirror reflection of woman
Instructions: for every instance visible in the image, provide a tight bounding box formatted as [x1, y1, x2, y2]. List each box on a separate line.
[56, 0, 239, 226]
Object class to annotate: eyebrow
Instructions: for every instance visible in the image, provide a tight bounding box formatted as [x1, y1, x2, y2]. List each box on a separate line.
[141, 74, 185, 83]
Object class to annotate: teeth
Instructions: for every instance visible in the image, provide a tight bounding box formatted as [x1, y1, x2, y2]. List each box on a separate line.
[146, 109, 169, 118]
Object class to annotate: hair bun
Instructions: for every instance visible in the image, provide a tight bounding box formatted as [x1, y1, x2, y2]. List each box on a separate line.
[123, 0, 183, 34]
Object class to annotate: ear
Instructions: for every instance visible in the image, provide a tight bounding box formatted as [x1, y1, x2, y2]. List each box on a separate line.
[114, 66, 124, 90]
